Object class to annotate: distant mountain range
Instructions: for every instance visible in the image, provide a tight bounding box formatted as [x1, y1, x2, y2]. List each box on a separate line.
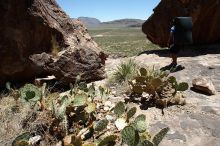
[78, 17, 101, 27]
[77, 17, 145, 28]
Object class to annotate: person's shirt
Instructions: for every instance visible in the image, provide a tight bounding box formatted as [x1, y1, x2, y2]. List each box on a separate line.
[169, 25, 175, 45]
[170, 26, 175, 34]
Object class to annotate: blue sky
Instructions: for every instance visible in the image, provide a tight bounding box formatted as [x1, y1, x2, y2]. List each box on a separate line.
[56, 0, 160, 22]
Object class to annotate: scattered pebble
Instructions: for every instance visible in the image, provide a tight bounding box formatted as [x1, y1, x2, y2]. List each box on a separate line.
[29, 135, 42, 145]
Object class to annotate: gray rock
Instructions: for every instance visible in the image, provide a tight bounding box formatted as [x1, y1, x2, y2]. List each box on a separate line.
[192, 77, 216, 95]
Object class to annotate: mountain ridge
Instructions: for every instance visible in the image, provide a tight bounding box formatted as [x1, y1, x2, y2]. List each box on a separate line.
[77, 17, 144, 28]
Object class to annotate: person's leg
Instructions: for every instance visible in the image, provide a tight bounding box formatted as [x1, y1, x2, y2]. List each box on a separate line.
[171, 53, 177, 65]
[170, 45, 178, 66]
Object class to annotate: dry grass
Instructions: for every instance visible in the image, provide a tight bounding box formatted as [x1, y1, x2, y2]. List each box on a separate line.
[0, 93, 32, 146]
[0, 91, 57, 146]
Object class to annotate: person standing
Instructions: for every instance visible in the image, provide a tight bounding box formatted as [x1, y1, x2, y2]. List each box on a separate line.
[167, 22, 180, 67]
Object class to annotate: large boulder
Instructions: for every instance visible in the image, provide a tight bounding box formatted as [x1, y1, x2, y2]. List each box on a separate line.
[142, 0, 220, 47]
[0, 0, 106, 86]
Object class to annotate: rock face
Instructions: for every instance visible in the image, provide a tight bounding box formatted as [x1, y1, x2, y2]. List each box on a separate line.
[192, 77, 216, 95]
[0, 0, 106, 86]
[142, 0, 220, 47]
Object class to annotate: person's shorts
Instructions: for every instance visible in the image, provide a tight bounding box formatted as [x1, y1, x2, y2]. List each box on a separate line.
[170, 44, 180, 54]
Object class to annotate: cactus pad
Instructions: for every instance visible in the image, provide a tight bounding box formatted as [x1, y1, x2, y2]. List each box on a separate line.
[134, 114, 146, 123]
[98, 135, 118, 146]
[152, 127, 169, 146]
[79, 82, 88, 92]
[177, 82, 189, 91]
[114, 101, 125, 117]
[12, 132, 31, 146]
[135, 120, 147, 133]
[20, 84, 41, 103]
[126, 107, 137, 121]
[15, 140, 30, 146]
[94, 119, 109, 132]
[85, 103, 96, 113]
[151, 78, 162, 89]
[132, 85, 143, 94]
[168, 76, 177, 84]
[73, 93, 87, 106]
[121, 126, 139, 146]
[135, 76, 146, 83]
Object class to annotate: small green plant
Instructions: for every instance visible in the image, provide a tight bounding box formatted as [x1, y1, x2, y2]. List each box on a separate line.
[112, 59, 138, 83]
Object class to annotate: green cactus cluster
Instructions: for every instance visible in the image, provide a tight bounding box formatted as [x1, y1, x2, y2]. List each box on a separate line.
[12, 73, 170, 146]
[129, 67, 189, 107]
[48, 79, 115, 146]
[113, 101, 169, 146]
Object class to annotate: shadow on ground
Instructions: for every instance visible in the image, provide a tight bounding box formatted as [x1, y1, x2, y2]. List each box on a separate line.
[139, 44, 220, 57]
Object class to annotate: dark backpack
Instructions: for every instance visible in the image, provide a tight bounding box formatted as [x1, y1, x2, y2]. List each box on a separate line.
[174, 17, 193, 45]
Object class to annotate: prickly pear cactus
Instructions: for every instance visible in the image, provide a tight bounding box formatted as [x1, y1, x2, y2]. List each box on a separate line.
[12, 132, 31, 146]
[135, 120, 147, 133]
[114, 101, 125, 117]
[168, 76, 177, 85]
[134, 114, 146, 123]
[78, 82, 88, 92]
[53, 95, 70, 120]
[132, 85, 144, 94]
[121, 126, 139, 146]
[98, 135, 118, 146]
[20, 84, 42, 103]
[94, 119, 109, 132]
[150, 78, 163, 89]
[85, 103, 96, 114]
[176, 82, 189, 91]
[15, 140, 30, 146]
[73, 93, 87, 106]
[126, 107, 137, 121]
[152, 127, 169, 146]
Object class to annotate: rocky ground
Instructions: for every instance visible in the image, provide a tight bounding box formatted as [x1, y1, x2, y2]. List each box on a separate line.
[99, 51, 220, 146]
[1, 50, 219, 146]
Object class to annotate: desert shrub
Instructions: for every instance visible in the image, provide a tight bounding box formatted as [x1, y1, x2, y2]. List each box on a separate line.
[111, 59, 138, 83]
